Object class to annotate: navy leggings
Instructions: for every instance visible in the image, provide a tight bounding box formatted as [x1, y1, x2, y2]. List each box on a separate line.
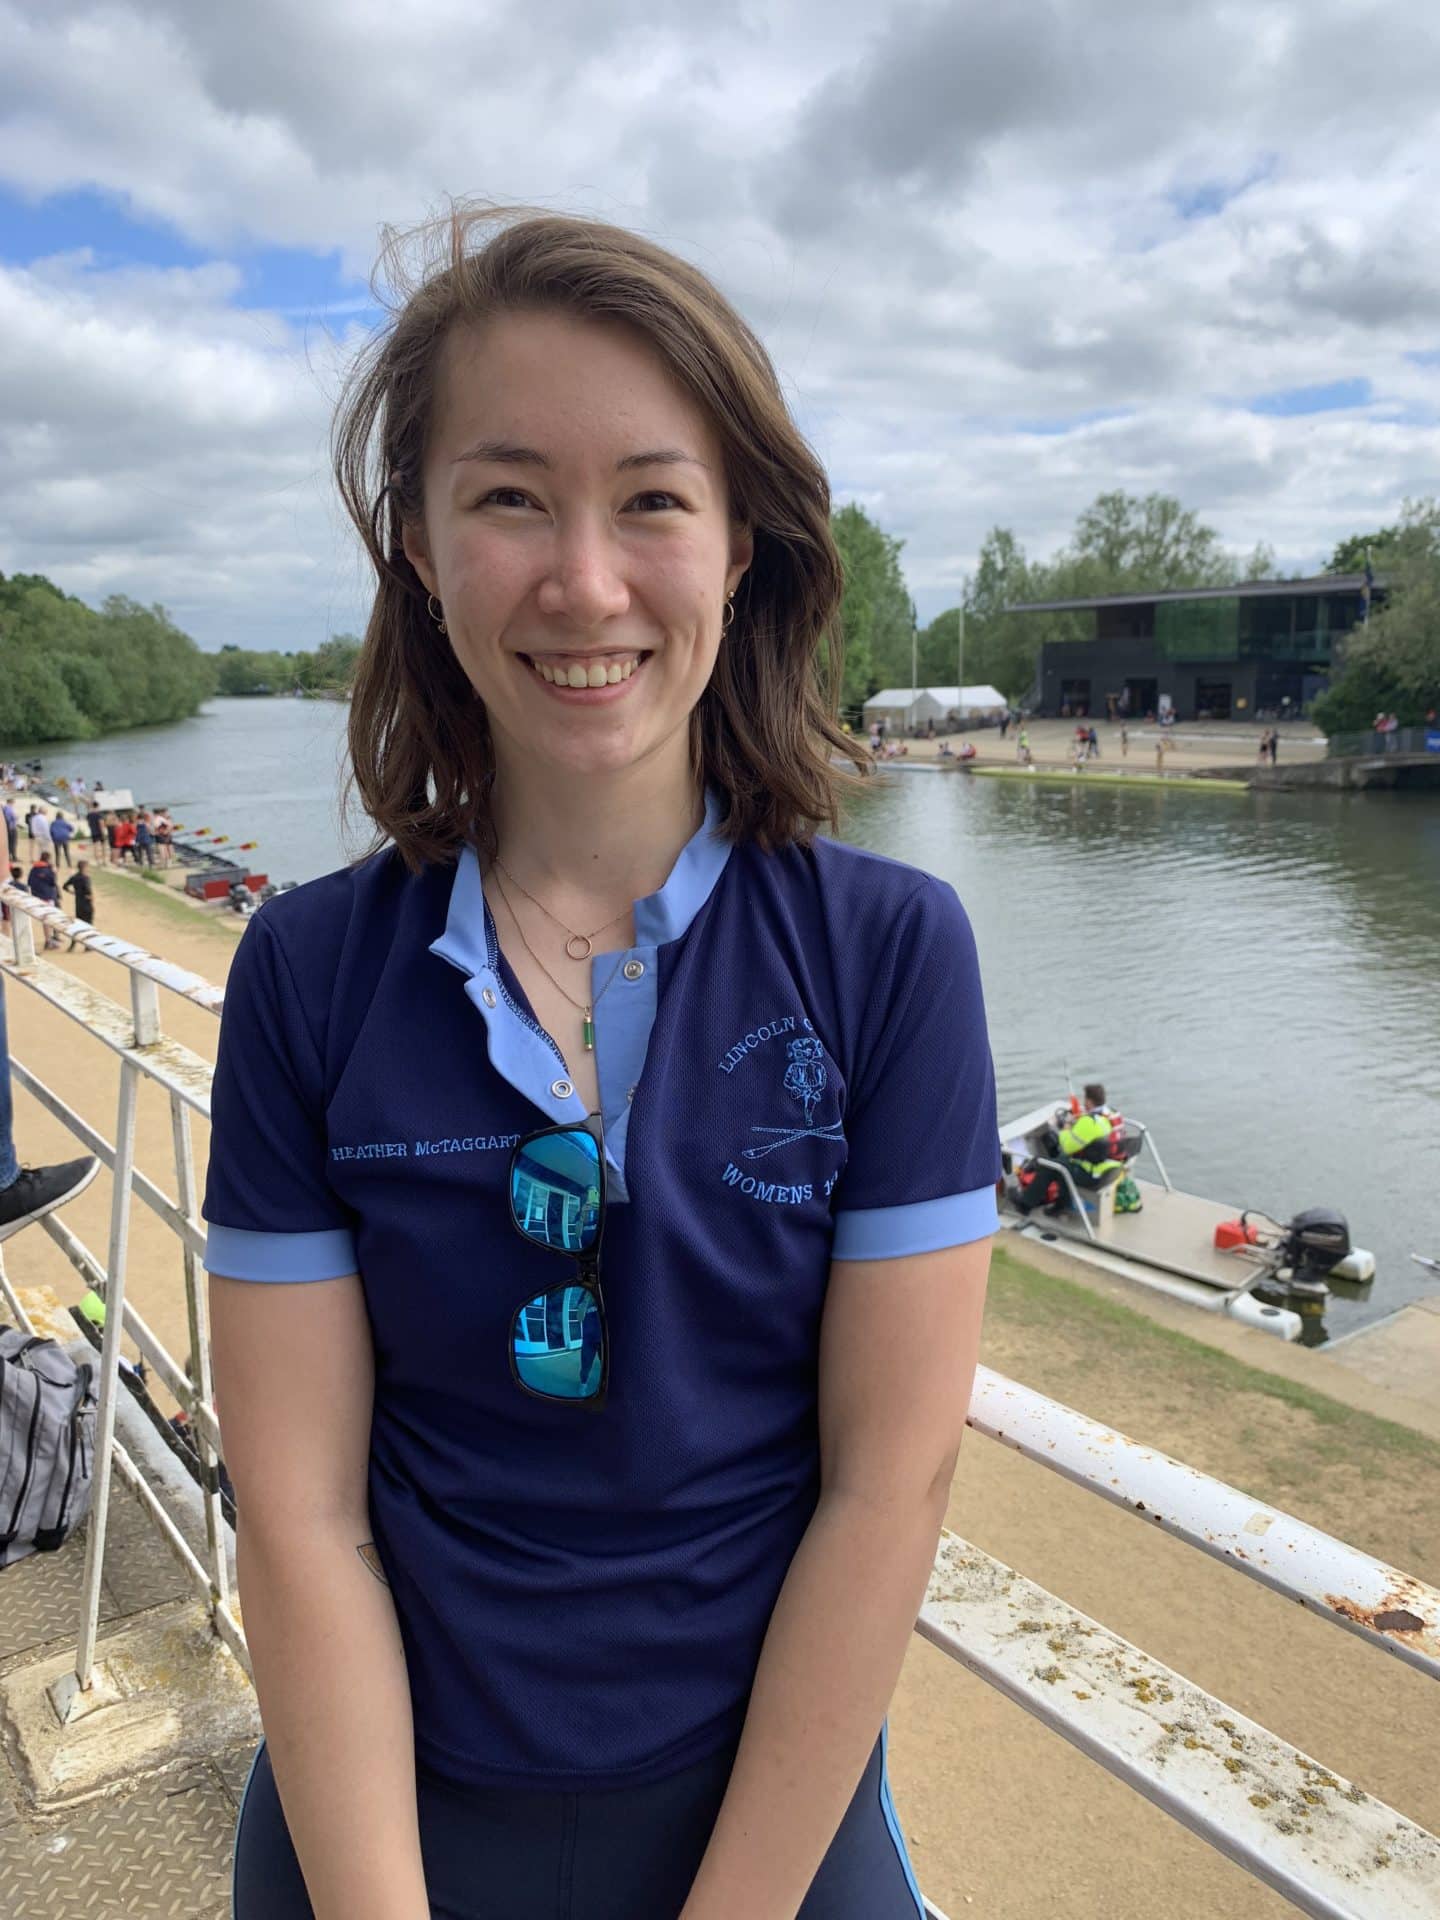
[232, 1721, 926, 1918]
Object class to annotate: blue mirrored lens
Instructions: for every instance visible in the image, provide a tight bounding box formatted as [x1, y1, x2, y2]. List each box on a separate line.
[511, 1129, 602, 1253]
[511, 1284, 604, 1399]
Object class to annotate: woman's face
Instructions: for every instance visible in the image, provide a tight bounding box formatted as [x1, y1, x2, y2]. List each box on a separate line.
[404, 309, 753, 787]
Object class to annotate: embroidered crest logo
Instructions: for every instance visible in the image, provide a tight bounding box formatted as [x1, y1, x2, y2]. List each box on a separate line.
[742, 1035, 844, 1160]
[783, 1035, 826, 1123]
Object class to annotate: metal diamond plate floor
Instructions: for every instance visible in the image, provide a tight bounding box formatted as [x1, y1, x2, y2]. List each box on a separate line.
[0, 1755, 244, 1919]
[1, 1476, 255, 1917]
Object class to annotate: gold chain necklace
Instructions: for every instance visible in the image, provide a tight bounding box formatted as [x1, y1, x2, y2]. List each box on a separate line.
[490, 865, 623, 1052]
[490, 855, 629, 960]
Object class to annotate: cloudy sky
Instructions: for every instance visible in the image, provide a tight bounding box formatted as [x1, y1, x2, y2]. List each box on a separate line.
[3, 0, 1438, 651]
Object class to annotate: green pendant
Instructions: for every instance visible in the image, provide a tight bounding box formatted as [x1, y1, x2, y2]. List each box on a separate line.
[582, 1010, 595, 1051]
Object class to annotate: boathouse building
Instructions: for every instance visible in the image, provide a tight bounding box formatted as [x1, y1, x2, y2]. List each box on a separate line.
[1008, 573, 1384, 721]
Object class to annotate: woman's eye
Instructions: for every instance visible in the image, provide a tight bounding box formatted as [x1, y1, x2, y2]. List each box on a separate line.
[479, 488, 533, 509]
[629, 492, 681, 512]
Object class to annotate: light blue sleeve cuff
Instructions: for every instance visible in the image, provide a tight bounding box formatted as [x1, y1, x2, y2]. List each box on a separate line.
[831, 1186, 998, 1262]
[204, 1223, 358, 1282]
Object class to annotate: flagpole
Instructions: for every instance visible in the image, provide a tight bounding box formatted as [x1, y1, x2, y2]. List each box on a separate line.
[911, 599, 918, 729]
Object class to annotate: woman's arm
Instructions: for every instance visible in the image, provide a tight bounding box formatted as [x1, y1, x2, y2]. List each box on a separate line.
[211, 1269, 432, 1920]
[679, 1235, 991, 1920]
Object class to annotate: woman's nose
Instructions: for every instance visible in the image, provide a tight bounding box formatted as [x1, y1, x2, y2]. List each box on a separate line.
[534, 519, 631, 627]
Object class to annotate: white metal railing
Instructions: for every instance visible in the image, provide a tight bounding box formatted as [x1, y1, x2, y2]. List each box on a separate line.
[0, 882, 243, 1701]
[2, 879, 1438, 1918]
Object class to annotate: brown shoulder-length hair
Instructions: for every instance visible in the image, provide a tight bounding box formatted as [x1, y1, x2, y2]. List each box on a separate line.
[333, 200, 868, 872]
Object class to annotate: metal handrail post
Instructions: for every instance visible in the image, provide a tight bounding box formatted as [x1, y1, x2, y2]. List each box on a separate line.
[170, 1089, 232, 1610]
[73, 1055, 140, 1689]
[8, 898, 35, 969]
[1032, 1156, 1097, 1241]
[1129, 1120, 1173, 1191]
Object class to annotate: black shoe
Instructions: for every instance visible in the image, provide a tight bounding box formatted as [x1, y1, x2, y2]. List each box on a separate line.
[0, 1157, 101, 1243]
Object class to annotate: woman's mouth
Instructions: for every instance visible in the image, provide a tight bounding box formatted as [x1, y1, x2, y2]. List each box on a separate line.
[522, 650, 650, 691]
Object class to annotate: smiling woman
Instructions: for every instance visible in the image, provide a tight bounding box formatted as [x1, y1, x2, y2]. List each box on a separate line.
[334, 205, 868, 867]
[208, 200, 1001, 1920]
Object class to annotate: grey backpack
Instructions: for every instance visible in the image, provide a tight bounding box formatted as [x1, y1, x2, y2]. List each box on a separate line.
[0, 1327, 97, 1569]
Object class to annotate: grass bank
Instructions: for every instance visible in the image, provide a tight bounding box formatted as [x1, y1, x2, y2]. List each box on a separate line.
[981, 1244, 1440, 1572]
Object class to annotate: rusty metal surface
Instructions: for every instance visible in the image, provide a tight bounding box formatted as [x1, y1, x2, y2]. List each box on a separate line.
[921, 1531, 1440, 1920]
[2, 883, 227, 1017]
[969, 1367, 1440, 1679]
[0, 1757, 235, 1918]
[0, 954, 215, 1114]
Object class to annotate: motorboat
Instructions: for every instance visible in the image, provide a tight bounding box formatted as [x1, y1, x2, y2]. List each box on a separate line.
[997, 1098, 1376, 1345]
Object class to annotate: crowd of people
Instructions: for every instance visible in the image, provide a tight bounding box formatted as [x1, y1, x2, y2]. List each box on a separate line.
[1, 767, 178, 954]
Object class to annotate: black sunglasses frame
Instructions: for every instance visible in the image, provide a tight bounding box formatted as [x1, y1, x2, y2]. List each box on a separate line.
[505, 1111, 610, 1412]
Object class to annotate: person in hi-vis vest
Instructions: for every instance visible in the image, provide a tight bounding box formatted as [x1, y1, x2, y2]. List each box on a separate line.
[1058, 1082, 1124, 1187]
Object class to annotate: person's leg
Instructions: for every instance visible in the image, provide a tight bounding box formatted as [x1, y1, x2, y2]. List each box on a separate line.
[797, 1723, 926, 1918]
[0, 972, 100, 1232]
[567, 1731, 741, 1920]
[233, 1735, 575, 1920]
[565, 1721, 922, 1920]
[0, 976, 18, 1190]
[230, 1742, 316, 1919]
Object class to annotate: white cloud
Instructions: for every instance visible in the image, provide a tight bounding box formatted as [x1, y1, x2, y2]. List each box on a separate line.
[1, 0, 1438, 640]
[0, 250, 362, 648]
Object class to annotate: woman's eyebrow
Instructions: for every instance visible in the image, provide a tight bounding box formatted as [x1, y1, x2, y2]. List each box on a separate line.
[452, 439, 709, 473]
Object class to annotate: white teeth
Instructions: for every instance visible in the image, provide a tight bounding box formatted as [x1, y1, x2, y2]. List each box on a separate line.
[530, 653, 643, 687]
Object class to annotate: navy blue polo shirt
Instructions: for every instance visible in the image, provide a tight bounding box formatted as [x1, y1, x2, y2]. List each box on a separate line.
[203, 794, 1002, 1791]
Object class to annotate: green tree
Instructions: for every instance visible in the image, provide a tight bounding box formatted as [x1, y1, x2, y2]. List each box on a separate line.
[1326, 527, 1400, 575]
[1063, 490, 1234, 591]
[214, 648, 287, 696]
[1316, 498, 1440, 728]
[0, 571, 215, 743]
[310, 633, 362, 692]
[829, 503, 913, 710]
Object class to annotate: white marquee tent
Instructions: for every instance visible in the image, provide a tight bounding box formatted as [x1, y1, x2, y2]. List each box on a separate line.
[862, 685, 1008, 728]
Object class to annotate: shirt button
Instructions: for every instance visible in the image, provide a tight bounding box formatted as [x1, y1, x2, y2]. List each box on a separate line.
[481, 987, 497, 1008]
[622, 959, 645, 981]
[551, 1078, 573, 1100]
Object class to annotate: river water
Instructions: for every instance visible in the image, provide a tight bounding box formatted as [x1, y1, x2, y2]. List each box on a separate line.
[15, 697, 1440, 1336]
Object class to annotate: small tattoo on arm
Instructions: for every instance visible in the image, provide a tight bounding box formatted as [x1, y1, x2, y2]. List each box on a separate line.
[357, 1542, 389, 1586]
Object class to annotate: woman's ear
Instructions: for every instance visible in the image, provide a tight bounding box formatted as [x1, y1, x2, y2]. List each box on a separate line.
[401, 517, 437, 598]
[726, 522, 754, 599]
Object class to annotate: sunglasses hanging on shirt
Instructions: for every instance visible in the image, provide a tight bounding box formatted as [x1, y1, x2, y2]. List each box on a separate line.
[506, 1113, 610, 1410]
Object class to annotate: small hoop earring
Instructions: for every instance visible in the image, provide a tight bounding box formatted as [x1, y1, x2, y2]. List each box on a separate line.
[721, 594, 736, 634]
[427, 592, 448, 636]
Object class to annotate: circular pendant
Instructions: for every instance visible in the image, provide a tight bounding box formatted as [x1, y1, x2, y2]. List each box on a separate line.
[565, 934, 594, 961]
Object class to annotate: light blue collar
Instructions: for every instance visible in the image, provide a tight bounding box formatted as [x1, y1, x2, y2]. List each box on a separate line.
[428, 789, 733, 1189]
[429, 786, 731, 983]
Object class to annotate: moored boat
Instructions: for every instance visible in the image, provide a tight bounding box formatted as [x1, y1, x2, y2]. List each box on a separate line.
[997, 1097, 1376, 1345]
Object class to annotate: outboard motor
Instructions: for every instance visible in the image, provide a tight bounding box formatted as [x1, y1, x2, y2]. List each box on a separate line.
[227, 880, 255, 917]
[1252, 1208, 1376, 1345]
[1278, 1207, 1352, 1280]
